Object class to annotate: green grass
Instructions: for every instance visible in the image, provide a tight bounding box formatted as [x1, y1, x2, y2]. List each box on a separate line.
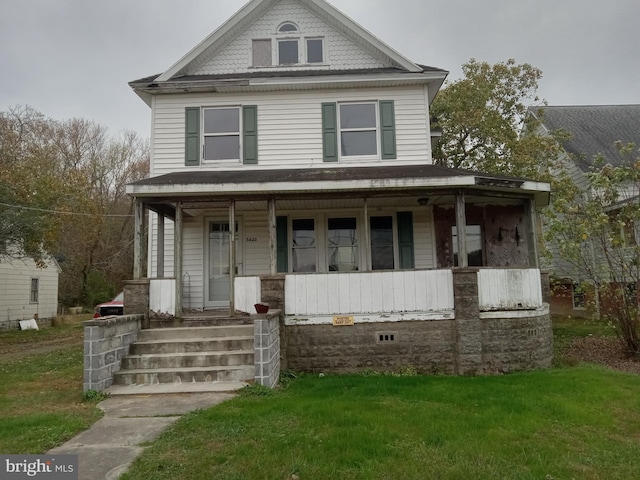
[121, 366, 640, 480]
[0, 316, 103, 453]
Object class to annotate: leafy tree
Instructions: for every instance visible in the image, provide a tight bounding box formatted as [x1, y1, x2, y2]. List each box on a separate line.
[0, 106, 149, 306]
[544, 143, 640, 356]
[431, 58, 565, 183]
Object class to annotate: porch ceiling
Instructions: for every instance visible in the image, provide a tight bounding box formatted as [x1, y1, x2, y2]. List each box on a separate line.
[127, 165, 551, 207]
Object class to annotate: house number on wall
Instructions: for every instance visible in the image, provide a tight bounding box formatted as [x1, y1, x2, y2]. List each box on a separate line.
[246, 237, 258, 242]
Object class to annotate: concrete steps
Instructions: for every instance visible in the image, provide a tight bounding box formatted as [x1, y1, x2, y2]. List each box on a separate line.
[110, 324, 254, 394]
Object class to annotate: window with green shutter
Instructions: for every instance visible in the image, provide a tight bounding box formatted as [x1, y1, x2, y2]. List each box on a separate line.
[397, 211, 415, 269]
[185, 107, 200, 166]
[379, 100, 396, 159]
[276, 216, 288, 273]
[243, 105, 258, 164]
[321, 102, 338, 162]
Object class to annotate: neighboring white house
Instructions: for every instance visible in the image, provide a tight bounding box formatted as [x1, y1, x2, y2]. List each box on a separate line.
[125, 0, 553, 374]
[0, 256, 60, 329]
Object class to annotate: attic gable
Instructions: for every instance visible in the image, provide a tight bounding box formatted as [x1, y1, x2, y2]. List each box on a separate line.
[157, 0, 422, 82]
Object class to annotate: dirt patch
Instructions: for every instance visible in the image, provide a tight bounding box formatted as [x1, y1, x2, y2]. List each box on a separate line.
[565, 335, 640, 375]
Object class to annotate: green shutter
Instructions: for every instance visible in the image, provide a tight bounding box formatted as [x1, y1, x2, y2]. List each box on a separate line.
[379, 100, 396, 160]
[276, 216, 288, 273]
[243, 105, 258, 165]
[321, 102, 338, 162]
[397, 211, 415, 269]
[185, 107, 200, 166]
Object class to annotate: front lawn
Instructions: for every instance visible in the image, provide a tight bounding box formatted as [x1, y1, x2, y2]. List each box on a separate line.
[0, 316, 103, 453]
[121, 366, 640, 480]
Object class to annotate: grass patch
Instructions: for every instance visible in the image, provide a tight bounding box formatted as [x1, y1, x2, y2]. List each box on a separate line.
[121, 367, 640, 480]
[552, 314, 614, 366]
[0, 317, 103, 453]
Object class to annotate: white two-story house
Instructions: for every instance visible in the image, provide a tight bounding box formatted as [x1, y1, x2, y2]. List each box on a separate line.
[125, 0, 553, 376]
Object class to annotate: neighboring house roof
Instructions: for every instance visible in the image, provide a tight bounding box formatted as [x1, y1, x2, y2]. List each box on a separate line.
[127, 164, 551, 206]
[532, 105, 640, 172]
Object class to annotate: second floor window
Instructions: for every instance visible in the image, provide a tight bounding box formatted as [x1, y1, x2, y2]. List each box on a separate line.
[339, 103, 378, 157]
[203, 107, 240, 161]
[252, 22, 324, 67]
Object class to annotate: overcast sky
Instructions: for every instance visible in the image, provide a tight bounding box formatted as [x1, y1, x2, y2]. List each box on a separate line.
[1, 0, 638, 138]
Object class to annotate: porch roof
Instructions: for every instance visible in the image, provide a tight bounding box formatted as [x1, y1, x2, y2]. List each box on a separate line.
[127, 164, 550, 206]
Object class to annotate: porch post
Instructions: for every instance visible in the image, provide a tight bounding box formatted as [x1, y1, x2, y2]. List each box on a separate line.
[133, 198, 144, 279]
[525, 198, 540, 268]
[268, 198, 277, 275]
[229, 200, 236, 316]
[363, 198, 371, 271]
[157, 214, 165, 278]
[455, 190, 468, 268]
[174, 201, 183, 318]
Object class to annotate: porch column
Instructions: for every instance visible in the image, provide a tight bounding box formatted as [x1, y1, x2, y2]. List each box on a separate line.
[525, 198, 540, 268]
[174, 201, 183, 318]
[363, 198, 371, 271]
[157, 214, 165, 278]
[229, 200, 236, 316]
[455, 190, 468, 268]
[133, 198, 144, 279]
[268, 198, 277, 275]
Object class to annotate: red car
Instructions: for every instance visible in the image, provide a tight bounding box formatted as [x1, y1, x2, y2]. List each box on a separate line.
[93, 292, 124, 318]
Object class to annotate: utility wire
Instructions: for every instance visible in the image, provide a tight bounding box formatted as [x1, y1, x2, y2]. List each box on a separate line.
[0, 201, 133, 218]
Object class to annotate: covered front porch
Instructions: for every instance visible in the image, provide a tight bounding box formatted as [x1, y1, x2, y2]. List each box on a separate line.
[124, 165, 552, 375]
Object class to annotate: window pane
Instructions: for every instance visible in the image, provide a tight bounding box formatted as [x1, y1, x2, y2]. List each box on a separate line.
[340, 104, 376, 129]
[278, 40, 298, 64]
[204, 108, 239, 134]
[328, 218, 358, 271]
[341, 131, 377, 156]
[370, 216, 394, 270]
[292, 219, 316, 272]
[279, 23, 298, 33]
[452, 225, 483, 267]
[252, 39, 272, 67]
[204, 136, 240, 160]
[307, 39, 323, 63]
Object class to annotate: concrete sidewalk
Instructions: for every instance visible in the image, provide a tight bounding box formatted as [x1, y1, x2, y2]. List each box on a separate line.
[48, 392, 236, 480]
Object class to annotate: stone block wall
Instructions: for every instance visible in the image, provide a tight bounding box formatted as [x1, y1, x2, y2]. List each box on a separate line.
[124, 279, 150, 329]
[254, 310, 281, 388]
[260, 275, 285, 311]
[83, 314, 143, 392]
[285, 319, 456, 374]
[480, 311, 553, 373]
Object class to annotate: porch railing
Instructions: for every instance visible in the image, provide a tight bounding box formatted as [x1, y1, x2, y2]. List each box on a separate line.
[477, 268, 542, 311]
[284, 270, 454, 316]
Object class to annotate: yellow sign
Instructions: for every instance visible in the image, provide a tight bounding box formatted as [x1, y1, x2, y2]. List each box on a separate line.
[332, 316, 354, 326]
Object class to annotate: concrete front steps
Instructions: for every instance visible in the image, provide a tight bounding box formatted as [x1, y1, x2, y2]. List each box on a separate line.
[107, 325, 254, 395]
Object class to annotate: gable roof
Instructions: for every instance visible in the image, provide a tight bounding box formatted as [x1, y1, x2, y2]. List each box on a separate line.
[531, 105, 640, 172]
[156, 0, 426, 82]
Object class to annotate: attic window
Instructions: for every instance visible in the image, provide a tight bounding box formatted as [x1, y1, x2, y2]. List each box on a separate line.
[278, 22, 299, 33]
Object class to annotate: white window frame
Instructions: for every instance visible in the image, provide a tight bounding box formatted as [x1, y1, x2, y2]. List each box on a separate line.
[30, 277, 39, 304]
[251, 21, 325, 67]
[338, 102, 380, 160]
[202, 106, 242, 163]
[290, 217, 318, 273]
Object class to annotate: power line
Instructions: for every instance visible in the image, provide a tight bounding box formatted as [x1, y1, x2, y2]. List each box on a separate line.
[0, 201, 133, 218]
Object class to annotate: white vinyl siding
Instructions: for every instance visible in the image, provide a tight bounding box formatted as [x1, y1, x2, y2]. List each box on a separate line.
[151, 86, 431, 175]
[0, 257, 59, 326]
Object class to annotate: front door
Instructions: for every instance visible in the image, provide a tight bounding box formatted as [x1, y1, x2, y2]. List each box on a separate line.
[205, 219, 242, 308]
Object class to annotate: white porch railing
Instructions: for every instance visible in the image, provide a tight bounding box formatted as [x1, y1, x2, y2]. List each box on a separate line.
[477, 268, 542, 311]
[150, 278, 176, 315]
[235, 276, 262, 314]
[284, 270, 454, 316]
